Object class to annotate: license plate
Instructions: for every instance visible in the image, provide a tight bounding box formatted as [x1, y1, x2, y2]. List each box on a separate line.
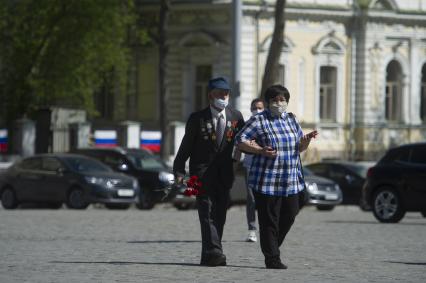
[325, 194, 338, 200]
[118, 189, 134, 197]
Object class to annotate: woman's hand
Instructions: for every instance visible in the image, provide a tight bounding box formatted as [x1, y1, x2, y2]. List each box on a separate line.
[237, 140, 277, 158]
[300, 130, 319, 152]
[260, 146, 277, 158]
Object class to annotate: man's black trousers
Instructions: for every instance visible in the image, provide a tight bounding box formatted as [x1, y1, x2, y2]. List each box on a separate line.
[254, 192, 300, 263]
[196, 189, 230, 259]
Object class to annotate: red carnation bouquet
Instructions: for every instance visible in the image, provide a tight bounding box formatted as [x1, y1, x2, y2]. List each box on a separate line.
[184, 175, 204, 196]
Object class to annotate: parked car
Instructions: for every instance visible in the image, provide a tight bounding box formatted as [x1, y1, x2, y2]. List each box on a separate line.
[362, 143, 426, 223]
[72, 148, 175, 209]
[172, 165, 342, 211]
[306, 161, 375, 206]
[0, 154, 139, 209]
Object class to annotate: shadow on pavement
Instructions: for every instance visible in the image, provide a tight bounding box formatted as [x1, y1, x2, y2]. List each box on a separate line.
[385, 261, 426, 266]
[127, 240, 200, 244]
[325, 220, 426, 226]
[127, 240, 247, 244]
[50, 261, 264, 269]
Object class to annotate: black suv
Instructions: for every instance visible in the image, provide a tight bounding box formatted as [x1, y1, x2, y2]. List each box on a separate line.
[362, 143, 426, 223]
[72, 148, 174, 209]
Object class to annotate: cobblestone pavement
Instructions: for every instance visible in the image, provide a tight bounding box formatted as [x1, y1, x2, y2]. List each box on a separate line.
[0, 204, 425, 283]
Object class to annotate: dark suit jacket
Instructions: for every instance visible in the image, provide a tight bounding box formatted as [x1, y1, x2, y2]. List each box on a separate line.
[173, 106, 245, 190]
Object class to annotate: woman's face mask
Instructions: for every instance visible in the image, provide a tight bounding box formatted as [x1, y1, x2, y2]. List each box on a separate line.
[269, 101, 288, 117]
[251, 109, 263, 116]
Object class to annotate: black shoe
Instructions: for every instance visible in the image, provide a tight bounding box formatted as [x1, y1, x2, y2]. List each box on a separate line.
[265, 260, 287, 269]
[200, 254, 226, 267]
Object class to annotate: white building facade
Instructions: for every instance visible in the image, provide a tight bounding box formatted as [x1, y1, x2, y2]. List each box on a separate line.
[137, 0, 426, 161]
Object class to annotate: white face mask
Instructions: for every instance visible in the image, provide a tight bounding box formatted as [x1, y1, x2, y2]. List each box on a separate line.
[213, 98, 229, 110]
[269, 101, 288, 117]
[251, 109, 263, 116]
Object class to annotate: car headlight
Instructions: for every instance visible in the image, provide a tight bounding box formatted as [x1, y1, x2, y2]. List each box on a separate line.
[84, 176, 114, 188]
[159, 172, 174, 184]
[306, 182, 318, 193]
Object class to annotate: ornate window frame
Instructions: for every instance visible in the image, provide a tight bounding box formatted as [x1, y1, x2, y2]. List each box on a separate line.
[381, 53, 410, 124]
[313, 33, 346, 125]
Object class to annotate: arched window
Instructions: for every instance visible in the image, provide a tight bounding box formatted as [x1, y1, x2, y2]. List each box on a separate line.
[421, 64, 426, 122]
[385, 60, 403, 122]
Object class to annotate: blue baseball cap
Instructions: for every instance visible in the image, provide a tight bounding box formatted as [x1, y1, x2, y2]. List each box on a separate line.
[208, 77, 231, 91]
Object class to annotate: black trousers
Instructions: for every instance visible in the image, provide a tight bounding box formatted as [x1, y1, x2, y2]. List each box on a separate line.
[196, 188, 230, 259]
[254, 192, 300, 263]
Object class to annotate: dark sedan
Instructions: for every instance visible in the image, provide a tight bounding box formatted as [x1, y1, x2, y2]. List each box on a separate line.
[306, 161, 374, 206]
[0, 154, 139, 209]
[72, 148, 174, 209]
[362, 143, 426, 223]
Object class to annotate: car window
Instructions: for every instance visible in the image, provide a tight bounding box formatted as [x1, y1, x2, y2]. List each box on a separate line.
[307, 164, 329, 176]
[382, 147, 410, 164]
[62, 156, 111, 173]
[346, 164, 369, 178]
[329, 166, 347, 179]
[103, 155, 127, 167]
[126, 153, 165, 170]
[19, 158, 42, 170]
[42, 157, 63, 172]
[410, 146, 426, 165]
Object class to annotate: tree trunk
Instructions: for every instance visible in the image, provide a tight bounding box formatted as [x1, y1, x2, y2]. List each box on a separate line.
[158, 0, 170, 159]
[260, 0, 286, 99]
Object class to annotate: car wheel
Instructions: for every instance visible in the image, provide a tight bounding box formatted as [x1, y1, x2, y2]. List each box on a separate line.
[421, 211, 426, 218]
[1, 187, 19, 209]
[316, 205, 335, 211]
[372, 188, 405, 223]
[105, 203, 130, 210]
[66, 188, 89, 209]
[136, 190, 155, 210]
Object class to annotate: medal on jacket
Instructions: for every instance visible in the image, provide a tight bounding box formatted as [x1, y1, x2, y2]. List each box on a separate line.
[206, 121, 215, 140]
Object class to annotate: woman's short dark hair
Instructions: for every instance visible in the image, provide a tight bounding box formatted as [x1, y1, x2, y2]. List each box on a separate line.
[264, 85, 290, 103]
[250, 98, 264, 109]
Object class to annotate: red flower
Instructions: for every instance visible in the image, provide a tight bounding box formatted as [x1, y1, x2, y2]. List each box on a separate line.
[184, 175, 204, 196]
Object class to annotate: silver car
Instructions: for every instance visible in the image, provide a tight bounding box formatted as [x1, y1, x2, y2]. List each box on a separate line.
[304, 167, 342, 210]
[172, 166, 342, 211]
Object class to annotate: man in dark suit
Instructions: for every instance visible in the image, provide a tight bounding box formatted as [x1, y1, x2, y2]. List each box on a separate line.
[173, 77, 245, 267]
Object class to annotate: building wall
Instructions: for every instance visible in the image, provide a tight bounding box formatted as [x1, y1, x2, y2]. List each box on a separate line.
[134, 0, 426, 161]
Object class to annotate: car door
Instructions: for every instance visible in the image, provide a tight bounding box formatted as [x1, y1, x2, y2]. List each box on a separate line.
[328, 165, 360, 205]
[403, 145, 426, 209]
[39, 157, 68, 202]
[14, 157, 44, 201]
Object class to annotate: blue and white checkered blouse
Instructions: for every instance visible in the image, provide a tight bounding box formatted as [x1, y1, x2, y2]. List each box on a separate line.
[235, 110, 305, 196]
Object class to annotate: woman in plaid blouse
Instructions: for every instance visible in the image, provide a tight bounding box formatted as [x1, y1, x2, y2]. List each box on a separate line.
[236, 85, 318, 269]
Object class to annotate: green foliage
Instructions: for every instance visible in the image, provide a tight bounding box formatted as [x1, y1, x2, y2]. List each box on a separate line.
[0, 0, 137, 121]
[358, 0, 372, 10]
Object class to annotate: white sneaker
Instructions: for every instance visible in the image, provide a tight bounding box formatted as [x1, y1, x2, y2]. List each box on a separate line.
[246, 230, 257, 242]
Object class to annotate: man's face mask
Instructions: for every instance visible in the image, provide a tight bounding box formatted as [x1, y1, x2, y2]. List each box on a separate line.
[269, 101, 288, 117]
[213, 97, 229, 110]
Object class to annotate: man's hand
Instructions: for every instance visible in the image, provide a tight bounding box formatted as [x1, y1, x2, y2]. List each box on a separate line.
[175, 175, 184, 186]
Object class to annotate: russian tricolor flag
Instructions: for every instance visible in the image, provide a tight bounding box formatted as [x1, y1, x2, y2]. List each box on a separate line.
[0, 129, 8, 153]
[141, 131, 161, 153]
[94, 130, 117, 148]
